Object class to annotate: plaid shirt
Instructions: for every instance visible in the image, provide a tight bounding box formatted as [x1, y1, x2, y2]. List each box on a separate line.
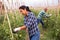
[24, 12, 39, 37]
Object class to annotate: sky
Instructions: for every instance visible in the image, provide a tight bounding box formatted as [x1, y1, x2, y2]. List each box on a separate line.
[1, 0, 58, 9]
[21, 0, 58, 7]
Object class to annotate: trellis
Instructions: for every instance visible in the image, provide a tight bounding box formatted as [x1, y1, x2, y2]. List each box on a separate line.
[1, 0, 19, 40]
[1, 0, 29, 40]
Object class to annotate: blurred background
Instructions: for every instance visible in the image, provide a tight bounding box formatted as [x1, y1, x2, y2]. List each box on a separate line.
[0, 0, 60, 9]
[0, 0, 60, 40]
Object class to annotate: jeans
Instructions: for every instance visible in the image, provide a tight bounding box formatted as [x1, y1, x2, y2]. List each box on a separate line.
[30, 32, 40, 40]
[37, 18, 44, 27]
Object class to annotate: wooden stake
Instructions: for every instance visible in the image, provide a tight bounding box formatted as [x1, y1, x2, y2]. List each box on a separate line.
[3, 0, 14, 40]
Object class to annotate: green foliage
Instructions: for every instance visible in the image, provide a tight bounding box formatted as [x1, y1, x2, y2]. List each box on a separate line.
[0, 11, 26, 40]
[31, 8, 60, 40]
[0, 8, 60, 40]
[0, 15, 4, 24]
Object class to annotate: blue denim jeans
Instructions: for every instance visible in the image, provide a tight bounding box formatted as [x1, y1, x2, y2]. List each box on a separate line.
[37, 18, 44, 27]
[30, 32, 40, 40]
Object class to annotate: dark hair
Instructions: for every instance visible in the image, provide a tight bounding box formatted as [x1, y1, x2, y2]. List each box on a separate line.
[19, 5, 31, 12]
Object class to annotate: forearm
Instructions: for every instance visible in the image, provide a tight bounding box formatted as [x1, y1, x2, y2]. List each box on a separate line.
[44, 13, 52, 16]
[44, 14, 49, 17]
[20, 25, 26, 30]
[13, 25, 27, 32]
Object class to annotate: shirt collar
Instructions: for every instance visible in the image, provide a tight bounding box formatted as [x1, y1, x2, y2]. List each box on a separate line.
[24, 12, 31, 17]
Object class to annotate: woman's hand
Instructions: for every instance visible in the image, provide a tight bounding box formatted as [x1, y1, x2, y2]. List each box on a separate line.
[12, 27, 21, 33]
[12, 25, 26, 33]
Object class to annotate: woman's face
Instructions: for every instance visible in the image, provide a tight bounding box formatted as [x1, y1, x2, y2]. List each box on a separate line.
[19, 9, 27, 15]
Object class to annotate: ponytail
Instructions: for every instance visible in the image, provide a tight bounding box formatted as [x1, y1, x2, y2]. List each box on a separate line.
[19, 5, 31, 12]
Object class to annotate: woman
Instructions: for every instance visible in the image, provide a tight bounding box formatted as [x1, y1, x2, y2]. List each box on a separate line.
[13, 5, 40, 40]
